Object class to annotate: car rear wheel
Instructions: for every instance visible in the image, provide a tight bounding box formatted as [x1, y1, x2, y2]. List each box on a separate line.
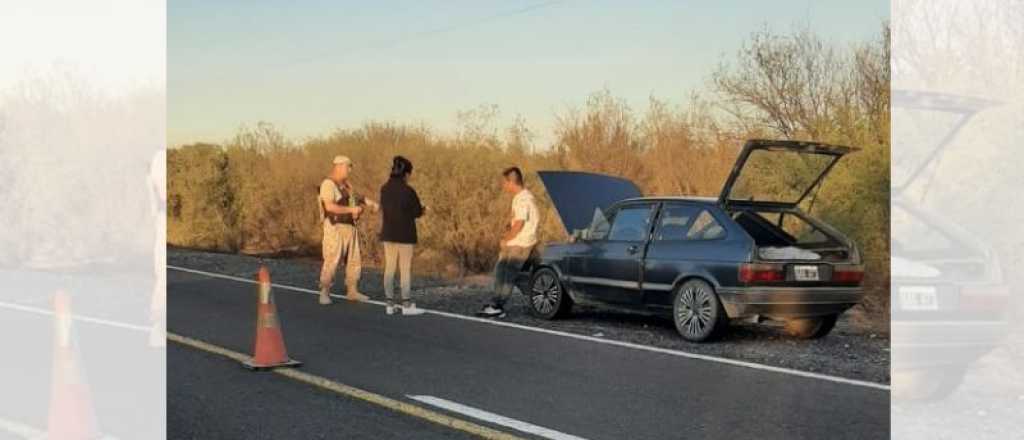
[784, 314, 839, 339]
[672, 279, 727, 342]
[527, 268, 572, 319]
[893, 366, 967, 402]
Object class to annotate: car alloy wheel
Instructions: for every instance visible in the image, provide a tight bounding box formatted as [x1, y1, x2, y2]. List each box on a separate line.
[673, 279, 725, 342]
[531, 271, 560, 314]
[528, 268, 572, 319]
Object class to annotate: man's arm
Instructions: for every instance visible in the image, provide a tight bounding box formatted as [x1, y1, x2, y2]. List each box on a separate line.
[363, 197, 380, 213]
[501, 220, 525, 246]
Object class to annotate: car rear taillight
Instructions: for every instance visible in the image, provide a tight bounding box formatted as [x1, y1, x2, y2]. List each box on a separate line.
[832, 265, 864, 283]
[739, 263, 785, 283]
[960, 285, 1010, 312]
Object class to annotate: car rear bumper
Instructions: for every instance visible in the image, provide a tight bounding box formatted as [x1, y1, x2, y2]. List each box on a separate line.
[717, 286, 863, 319]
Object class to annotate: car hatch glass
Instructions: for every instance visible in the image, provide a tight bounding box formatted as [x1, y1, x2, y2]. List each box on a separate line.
[606, 205, 654, 241]
[726, 148, 837, 205]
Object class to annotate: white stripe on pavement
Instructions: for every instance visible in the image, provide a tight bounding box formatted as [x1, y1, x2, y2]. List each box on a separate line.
[0, 301, 149, 332]
[167, 265, 891, 391]
[409, 395, 589, 440]
[0, 416, 119, 440]
[0, 417, 43, 439]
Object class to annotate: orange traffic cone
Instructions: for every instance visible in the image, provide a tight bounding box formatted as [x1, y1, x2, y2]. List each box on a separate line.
[47, 291, 101, 440]
[242, 265, 302, 370]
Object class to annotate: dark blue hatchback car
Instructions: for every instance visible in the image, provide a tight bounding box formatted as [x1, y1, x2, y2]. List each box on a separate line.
[521, 139, 865, 342]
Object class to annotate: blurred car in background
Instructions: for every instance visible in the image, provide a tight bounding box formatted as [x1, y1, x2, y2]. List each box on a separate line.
[891, 90, 1011, 401]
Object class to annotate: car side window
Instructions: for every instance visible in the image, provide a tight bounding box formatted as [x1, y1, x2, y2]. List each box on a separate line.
[606, 205, 654, 241]
[653, 204, 700, 241]
[686, 210, 726, 240]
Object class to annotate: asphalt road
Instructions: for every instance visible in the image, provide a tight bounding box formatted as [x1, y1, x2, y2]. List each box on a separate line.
[168, 343, 474, 440]
[168, 268, 890, 440]
[0, 268, 164, 440]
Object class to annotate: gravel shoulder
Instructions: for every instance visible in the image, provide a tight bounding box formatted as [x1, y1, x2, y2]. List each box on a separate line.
[169, 247, 891, 384]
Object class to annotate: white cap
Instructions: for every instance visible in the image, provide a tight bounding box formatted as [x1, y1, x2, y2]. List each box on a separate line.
[333, 155, 352, 166]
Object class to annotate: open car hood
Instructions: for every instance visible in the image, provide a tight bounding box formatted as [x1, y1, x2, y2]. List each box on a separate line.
[892, 90, 1001, 192]
[537, 171, 642, 234]
[718, 139, 857, 207]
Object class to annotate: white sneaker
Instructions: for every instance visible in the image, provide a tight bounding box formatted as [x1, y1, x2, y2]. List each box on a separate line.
[401, 304, 425, 316]
[476, 305, 505, 318]
[318, 292, 333, 305]
[386, 305, 397, 315]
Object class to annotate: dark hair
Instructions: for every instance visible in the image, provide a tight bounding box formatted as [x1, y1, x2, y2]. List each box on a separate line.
[390, 155, 413, 178]
[502, 166, 523, 185]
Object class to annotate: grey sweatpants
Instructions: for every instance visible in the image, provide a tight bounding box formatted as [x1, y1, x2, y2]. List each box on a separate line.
[383, 242, 414, 305]
[492, 246, 533, 308]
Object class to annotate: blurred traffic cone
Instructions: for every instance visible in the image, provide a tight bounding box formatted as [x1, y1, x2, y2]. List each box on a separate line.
[242, 265, 302, 370]
[149, 278, 166, 348]
[47, 291, 101, 440]
[148, 319, 166, 348]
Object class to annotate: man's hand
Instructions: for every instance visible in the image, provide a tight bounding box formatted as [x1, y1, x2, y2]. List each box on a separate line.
[351, 205, 364, 220]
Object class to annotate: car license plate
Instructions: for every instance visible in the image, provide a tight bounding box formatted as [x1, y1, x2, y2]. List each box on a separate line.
[900, 286, 939, 311]
[793, 265, 819, 281]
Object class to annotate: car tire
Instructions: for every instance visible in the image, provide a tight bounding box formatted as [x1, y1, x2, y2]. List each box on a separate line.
[784, 314, 839, 339]
[893, 366, 967, 402]
[527, 268, 572, 319]
[672, 279, 727, 342]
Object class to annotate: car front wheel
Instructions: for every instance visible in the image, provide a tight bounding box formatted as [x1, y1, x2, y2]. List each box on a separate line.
[673, 279, 727, 342]
[527, 268, 572, 319]
[784, 314, 839, 339]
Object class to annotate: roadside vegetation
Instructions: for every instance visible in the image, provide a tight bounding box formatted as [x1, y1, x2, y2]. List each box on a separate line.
[168, 25, 890, 322]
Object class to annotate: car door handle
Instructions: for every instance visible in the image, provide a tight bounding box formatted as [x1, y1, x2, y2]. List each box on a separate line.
[626, 245, 640, 255]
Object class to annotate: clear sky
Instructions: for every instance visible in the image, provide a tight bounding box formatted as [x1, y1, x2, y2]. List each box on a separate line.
[168, 0, 888, 147]
[1, 0, 164, 94]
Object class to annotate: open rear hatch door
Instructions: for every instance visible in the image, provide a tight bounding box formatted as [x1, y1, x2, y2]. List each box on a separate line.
[892, 90, 1000, 194]
[718, 139, 857, 208]
[537, 171, 642, 235]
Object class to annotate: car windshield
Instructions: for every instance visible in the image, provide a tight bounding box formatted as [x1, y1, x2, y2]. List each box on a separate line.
[727, 148, 836, 204]
[587, 207, 610, 239]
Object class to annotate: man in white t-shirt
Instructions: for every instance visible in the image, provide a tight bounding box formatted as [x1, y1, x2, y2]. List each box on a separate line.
[478, 166, 539, 318]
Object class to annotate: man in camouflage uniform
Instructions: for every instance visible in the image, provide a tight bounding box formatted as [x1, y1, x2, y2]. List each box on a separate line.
[318, 155, 378, 304]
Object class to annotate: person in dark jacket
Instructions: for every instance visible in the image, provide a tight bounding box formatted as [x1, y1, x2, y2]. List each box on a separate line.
[379, 156, 426, 315]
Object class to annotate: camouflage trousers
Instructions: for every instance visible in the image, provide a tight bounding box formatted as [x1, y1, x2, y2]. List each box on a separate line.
[319, 222, 362, 294]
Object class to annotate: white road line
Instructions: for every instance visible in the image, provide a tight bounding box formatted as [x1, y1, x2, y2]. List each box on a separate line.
[0, 416, 119, 440]
[409, 395, 589, 440]
[0, 417, 43, 439]
[168, 265, 891, 391]
[0, 301, 149, 332]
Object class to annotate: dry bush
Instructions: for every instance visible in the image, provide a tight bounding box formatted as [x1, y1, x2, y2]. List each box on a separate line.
[1, 72, 163, 268]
